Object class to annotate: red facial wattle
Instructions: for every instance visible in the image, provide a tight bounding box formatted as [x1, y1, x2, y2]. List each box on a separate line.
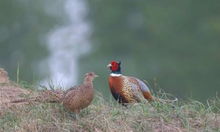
[109, 61, 119, 72]
[107, 61, 121, 74]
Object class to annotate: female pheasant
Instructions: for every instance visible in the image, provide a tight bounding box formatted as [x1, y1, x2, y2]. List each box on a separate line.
[11, 72, 98, 114]
[62, 72, 98, 113]
[107, 61, 153, 104]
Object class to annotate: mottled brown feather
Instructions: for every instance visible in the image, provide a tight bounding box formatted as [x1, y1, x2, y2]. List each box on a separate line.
[128, 77, 153, 101]
[108, 75, 153, 104]
[62, 72, 98, 113]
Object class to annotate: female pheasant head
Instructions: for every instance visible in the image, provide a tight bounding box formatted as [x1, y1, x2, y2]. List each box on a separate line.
[84, 72, 98, 83]
[107, 61, 121, 75]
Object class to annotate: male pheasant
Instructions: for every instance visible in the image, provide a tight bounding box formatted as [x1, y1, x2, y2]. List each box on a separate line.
[62, 72, 98, 113]
[107, 61, 153, 104]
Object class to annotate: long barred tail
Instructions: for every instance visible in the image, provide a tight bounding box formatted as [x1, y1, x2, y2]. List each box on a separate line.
[10, 90, 64, 104]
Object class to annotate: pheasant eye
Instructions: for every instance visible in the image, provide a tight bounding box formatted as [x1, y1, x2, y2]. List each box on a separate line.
[89, 73, 93, 76]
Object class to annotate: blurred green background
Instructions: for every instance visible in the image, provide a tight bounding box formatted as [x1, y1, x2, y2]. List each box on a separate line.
[0, 0, 219, 101]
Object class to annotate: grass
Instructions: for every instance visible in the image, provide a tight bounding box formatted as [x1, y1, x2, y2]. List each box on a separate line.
[0, 85, 220, 132]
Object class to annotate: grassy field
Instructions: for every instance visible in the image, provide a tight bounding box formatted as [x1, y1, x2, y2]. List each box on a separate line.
[0, 83, 220, 132]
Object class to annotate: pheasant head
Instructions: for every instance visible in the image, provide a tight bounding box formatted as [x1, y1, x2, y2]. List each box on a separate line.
[83, 72, 98, 84]
[107, 61, 121, 74]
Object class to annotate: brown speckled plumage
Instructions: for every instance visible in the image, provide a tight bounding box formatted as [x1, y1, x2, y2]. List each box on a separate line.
[108, 75, 153, 104]
[62, 72, 98, 113]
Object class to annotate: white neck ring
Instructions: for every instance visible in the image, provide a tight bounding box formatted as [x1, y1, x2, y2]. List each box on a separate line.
[110, 73, 122, 77]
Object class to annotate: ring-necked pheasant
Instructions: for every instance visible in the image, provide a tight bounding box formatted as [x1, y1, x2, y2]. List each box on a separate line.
[107, 61, 153, 104]
[107, 61, 177, 104]
[62, 72, 98, 113]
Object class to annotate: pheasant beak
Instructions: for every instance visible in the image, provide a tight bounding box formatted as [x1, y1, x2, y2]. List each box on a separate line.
[107, 64, 112, 68]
